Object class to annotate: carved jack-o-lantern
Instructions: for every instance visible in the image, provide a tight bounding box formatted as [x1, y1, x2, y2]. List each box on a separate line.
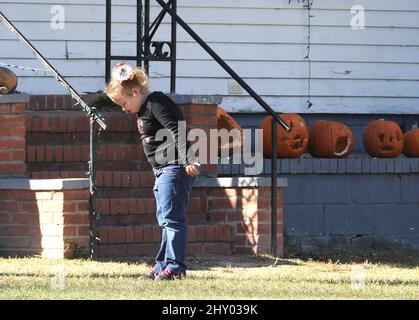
[216, 106, 243, 157]
[308, 121, 354, 158]
[262, 113, 308, 158]
[0, 67, 18, 94]
[363, 119, 403, 158]
[403, 127, 419, 157]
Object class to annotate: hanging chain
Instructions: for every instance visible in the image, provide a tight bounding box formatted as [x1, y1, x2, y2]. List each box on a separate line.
[0, 62, 50, 75]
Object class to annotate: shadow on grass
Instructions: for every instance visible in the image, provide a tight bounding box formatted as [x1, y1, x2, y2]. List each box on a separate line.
[96, 253, 301, 271]
[94, 248, 419, 270]
[285, 248, 419, 269]
[76, 237, 419, 269]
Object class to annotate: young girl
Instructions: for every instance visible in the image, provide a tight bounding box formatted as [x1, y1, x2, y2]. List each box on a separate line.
[106, 63, 200, 280]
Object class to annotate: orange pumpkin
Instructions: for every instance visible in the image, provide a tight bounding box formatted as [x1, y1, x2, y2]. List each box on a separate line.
[261, 113, 308, 158]
[308, 120, 354, 158]
[216, 106, 243, 156]
[363, 119, 403, 158]
[0, 67, 17, 94]
[403, 127, 419, 157]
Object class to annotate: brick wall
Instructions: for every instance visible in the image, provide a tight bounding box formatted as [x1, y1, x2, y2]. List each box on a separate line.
[0, 94, 287, 259]
[26, 100, 218, 177]
[0, 179, 90, 258]
[96, 182, 285, 258]
[205, 186, 284, 256]
[0, 178, 285, 259]
[0, 94, 27, 176]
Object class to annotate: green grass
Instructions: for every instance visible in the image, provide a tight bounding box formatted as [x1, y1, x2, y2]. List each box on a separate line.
[0, 254, 418, 300]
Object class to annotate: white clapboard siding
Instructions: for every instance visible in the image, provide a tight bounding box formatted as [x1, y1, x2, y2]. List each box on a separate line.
[2, 0, 419, 10]
[153, 61, 419, 81]
[7, 4, 419, 29]
[6, 58, 419, 82]
[15, 72, 401, 100]
[0, 0, 419, 114]
[1, 21, 418, 45]
[6, 40, 419, 65]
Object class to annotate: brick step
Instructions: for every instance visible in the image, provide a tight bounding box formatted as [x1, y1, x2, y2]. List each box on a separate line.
[27, 157, 217, 178]
[27, 162, 153, 177]
[26, 110, 137, 133]
[28, 94, 101, 111]
[96, 196, 205, 225]
[26, 106, 216, 134]
[26, 144, 147, 163]
[98, 223, 232, 245]
[97, 223, 233, 256]
[25, 108, 219, 177]
[28, 94, 216, 114]
[27, 170, 155, 186]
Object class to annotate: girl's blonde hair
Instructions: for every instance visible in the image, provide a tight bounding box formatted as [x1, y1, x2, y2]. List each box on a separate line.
[106, 66, 149, 101]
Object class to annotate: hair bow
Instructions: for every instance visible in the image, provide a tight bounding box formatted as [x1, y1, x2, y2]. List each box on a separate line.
[111, 62, 135, 82]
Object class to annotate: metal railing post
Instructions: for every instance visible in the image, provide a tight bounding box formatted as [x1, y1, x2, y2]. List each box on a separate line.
[137, 0, 143, 69]
[144, 0, 150, 74]
[271, 119, 278, 257]
[170, 0, 177, 93]
[105, 0, 111, 81]
[88, 120, 99, 259]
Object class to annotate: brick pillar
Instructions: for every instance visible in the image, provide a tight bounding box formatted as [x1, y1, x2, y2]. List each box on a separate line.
[180, 104, 218, 177]
[201, 177, 287, 258]
[0, 94, 28, 177]
[175, 95, 222, 178]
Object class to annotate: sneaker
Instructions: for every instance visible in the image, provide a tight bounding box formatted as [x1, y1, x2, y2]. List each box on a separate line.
[154, 268, 186, 281]
[144, 267, 158, 280]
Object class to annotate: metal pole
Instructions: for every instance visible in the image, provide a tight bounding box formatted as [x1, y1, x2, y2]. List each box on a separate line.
[154, 0, 291, 132]
[105, 0, 112, 81]
[271, 119, 278, 257]
[137, 0, 143, 68]
[88, 120, 99, 259]
[170, 0, 177, 93]
[144, 0, 150, 74]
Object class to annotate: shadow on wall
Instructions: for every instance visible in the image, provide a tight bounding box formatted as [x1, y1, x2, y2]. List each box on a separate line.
[0, 178, 90, 259]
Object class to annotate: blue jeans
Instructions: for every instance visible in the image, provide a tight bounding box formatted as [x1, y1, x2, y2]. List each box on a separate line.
[152, 164, 194, 274]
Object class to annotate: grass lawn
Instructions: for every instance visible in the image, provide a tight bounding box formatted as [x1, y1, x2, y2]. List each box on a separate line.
[0, 254, 418, 300]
